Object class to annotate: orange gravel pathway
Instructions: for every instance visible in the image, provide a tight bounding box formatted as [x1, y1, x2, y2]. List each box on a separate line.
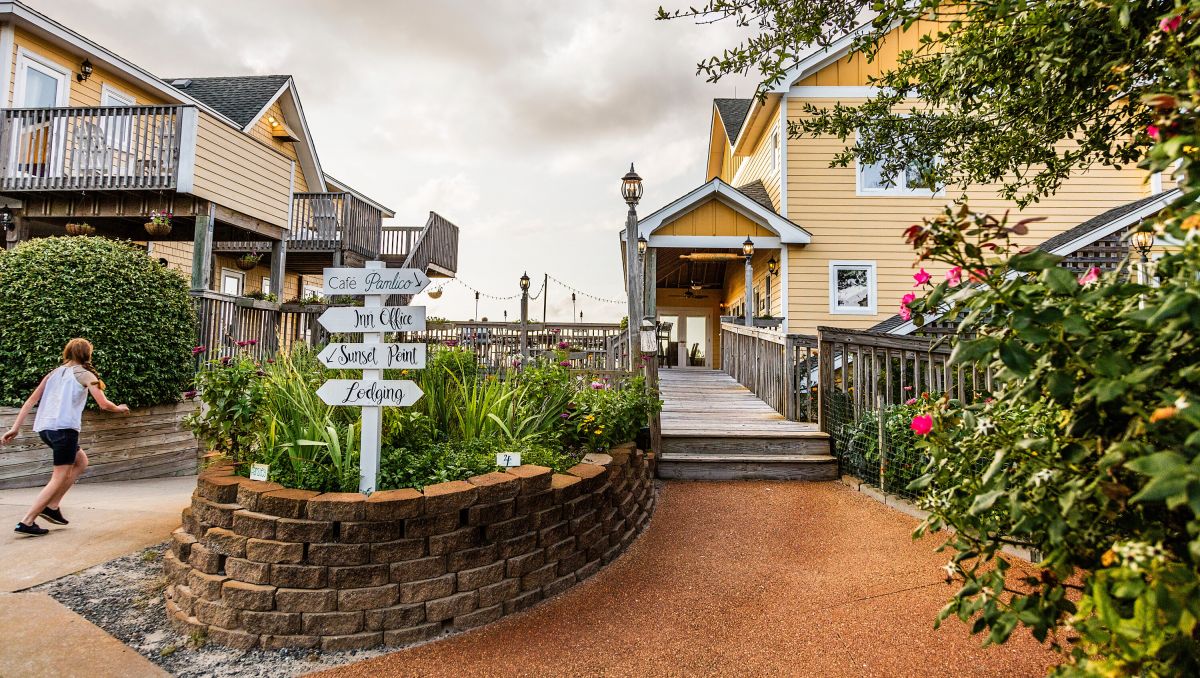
[316, 482, 1058, 678]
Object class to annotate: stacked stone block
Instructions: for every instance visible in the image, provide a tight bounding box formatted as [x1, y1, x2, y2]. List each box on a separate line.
[164, 443, 655, 651]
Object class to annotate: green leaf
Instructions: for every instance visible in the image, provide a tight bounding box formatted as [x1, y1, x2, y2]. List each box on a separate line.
[1094, 379, 1129, 404]
[1041, 266, 1079, 294]
[969, 490, 1006, 515]
[1125, 451, 1188, 477]
[999, 341, 1034, 377]
[1009, 250, 1063, 272]
[950, 336, 999, 365]
[1131, 475, 1190, 504]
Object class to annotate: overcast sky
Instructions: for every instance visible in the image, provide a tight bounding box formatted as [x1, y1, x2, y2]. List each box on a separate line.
[30, 0, 755, 322]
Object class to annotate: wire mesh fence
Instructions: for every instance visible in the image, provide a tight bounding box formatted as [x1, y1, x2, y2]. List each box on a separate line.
[827, 392, 932, 500]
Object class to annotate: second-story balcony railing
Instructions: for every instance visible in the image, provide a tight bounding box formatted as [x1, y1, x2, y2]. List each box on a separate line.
[0, 105, 184, 191]
[289, 192, 383, 259]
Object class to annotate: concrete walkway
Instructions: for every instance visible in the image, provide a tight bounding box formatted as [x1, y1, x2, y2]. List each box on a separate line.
[318, 482, 1058, 678]
[0, 475, 195, 592]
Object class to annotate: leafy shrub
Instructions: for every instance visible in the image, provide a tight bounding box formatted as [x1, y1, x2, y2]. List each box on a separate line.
[379, 438, 575, 491]
[0, 237, 195, 407]
[561, 374, 660, 452]
[187, 354, 266, 462]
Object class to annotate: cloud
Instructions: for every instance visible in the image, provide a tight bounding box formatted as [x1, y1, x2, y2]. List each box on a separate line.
[27, 0, 756, 321]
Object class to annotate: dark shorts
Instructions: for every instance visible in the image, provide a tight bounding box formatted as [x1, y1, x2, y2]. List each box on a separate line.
[39, 429, 80, 466]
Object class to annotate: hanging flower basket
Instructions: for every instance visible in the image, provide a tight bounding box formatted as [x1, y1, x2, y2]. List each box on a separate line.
[145, 210, 173, 237]
[65, 222, 95, 236]
[236, 253, 261, 271]
[427, 287, 443, 299]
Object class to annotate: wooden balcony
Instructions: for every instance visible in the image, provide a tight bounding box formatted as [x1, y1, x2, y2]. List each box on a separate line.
[383, 212, 459, 277]
[0, 105, 185, 192]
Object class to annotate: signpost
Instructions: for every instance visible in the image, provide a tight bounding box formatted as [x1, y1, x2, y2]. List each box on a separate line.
[320, 262, 430, 493]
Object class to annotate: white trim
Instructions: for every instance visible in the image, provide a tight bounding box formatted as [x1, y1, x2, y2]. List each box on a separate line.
[780, 245, 789, 330]
[788, 85, 882, 98]
[175, 106, 198, 193]
[855, 157, 939, 197]
[0, 22, 15, 107]
[627, 178, 812, 244]
[262, 276, 272, 294]
[14, 46, 69, 106]
[769, 28, 868, 94]
[324, 172, 395, 217]
[769, 128, 780, 172]
[778, 98, 788, 219]
[277, 79, 326, 192]
[99, 81, 134, 106]
[648, 235, 782, 249]
[828, 260, 877, 315]
[219, 267, 245, 296]
[1150, 172, 1164, 195]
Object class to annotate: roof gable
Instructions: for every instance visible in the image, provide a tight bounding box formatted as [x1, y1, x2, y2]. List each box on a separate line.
[167, 75, 290, 127]
[624, 178, 811, 245]
[714, 98, 752, 145]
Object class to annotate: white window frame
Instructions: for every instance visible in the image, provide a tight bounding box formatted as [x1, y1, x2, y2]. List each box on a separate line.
[302, 284, 324, 300]
[220, 268, 245, 296]
[770, 129, 780, 172]
[829, 260, 877, 315]
[13, 48, 70, 107]
[99, 82, 135, 107]
[853, 123, 940, 197]
[261, 276, 272, 295]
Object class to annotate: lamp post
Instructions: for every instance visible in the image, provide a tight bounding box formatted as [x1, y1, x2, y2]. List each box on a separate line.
[1130, 229, 1155, 286]
[519, 272, 530, 359]
[766, 255, 778, 319]
[742, 236, 754, 327]
[474, 291, 479, 321]
[571, 292, 577, 323]
[622, 164, 644, 369]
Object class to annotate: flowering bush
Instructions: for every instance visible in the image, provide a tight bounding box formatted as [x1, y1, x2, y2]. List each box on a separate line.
[187, 352, 267, 463]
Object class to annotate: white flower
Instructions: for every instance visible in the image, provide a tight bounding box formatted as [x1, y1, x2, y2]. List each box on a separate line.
[942, 561, 958, 579]
[976, 416, 997, 436]
[1176, 395, 1191, 411]
[1031, 469, 1055, 487]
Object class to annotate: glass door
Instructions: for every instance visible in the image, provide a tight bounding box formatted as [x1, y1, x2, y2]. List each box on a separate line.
[657, 308, 712, 368]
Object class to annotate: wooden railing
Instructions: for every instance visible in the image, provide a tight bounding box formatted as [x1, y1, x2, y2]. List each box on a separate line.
[289, 192, 383, 259]
[0, 105, 185, 191]
[380, 226, 423, 261]
[419, 321, 624, 371]
[403, 212, 459, 275]
[191, 291, 325, 363]
[815, 326, 994, 431]
[720, 322, 818, 422]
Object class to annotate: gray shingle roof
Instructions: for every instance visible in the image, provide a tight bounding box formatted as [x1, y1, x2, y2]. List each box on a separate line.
[714, 98, 752, 144]
[736, 180, 774, 211]
[166, 75, 290, 127]
[869, 192, 1179, 335]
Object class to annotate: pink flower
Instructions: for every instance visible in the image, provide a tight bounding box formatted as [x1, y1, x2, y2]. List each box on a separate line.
[559, 412, 570, 419]
[910, 414, 933, 436]
[557, 341, 570, 349]
[1147, 124, 1161, 140]
[1161, 14, 1182, 33]
[590, 381, 605, 390]
[246, 339, 257, 346]
[182, 390, 197, 399]
[903, 386, 914, 391]
[905, 398, 917, 406]
[945, 266, 962, 287]
[191, 345, 207, 355]
[559, 360, 571, 367]
[901, 292, 916, 306]
[968, 268, 988, 283]
[1077, 267, 1100, 286]
[913, 268, 931, 286]
[220, 356, 231, 366]
[899, 305, 912, 321]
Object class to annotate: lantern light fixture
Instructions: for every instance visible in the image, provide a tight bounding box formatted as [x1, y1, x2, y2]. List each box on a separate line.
[636, 235, 648, 257]
[742, 236, 754, 259]
[1130, 230, 1155, 257]
[767, 256, 778, 275]
[77, 59, 93, 82]
[519, 272, 530, 292]
[620, 163, 643, 206]
[0, 205, 13, 231]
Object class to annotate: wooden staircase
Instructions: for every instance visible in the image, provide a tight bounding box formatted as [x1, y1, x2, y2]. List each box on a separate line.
[657, 369, 835, 481]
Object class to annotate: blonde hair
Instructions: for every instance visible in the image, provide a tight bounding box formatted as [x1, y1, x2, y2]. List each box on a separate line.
[63, 338, 105, 390]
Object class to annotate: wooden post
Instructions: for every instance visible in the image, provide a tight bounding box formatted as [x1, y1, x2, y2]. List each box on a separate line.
[519, 285, 529, 359]
[191, 202, 215, 291]
[624, 205, 641, 369]
[783, 339, 796, 421]
[359, 261, 385, 493]
[743, 256, 753, 327]
[643, 248, 656, 319]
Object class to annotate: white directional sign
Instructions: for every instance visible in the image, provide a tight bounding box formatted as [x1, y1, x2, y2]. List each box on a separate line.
[316, 379, 424, 407]
[323, 268, 430, 296]
[317, 306, 427, 333]
[318, 343, 427, 370]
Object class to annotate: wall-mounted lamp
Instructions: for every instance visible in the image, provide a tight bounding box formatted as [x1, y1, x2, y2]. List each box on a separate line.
[636, 235, 648, 257]
[767, 256, 778, 275]
[0, 205, 14, 231]
[77, 59, 93, 83]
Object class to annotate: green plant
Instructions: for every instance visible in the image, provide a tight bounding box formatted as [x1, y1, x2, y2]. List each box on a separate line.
[244, 290, 278, 302]
[186, 352, 266, 463]
[0, 237, 195, 408]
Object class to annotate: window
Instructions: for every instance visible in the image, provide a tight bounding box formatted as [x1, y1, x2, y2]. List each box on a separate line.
[770, 130, 780, 172]
[261, 277, 272, 295]
[220, 268, 245, 296]
[14, 50, 69, 107]
[302, 285, 324, 301]
[829, 261, 876, 315]
[854, 123, 939, 196]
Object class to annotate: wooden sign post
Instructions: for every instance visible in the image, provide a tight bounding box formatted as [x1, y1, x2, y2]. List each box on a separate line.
[319, 261, 430, 493]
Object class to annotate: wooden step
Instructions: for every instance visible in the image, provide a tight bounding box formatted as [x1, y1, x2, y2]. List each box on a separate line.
[661, 434, 830, 457]
[657, 454, 838, 481]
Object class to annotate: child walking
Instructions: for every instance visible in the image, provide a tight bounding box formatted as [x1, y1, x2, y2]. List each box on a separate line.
[2, 338, 128, 536]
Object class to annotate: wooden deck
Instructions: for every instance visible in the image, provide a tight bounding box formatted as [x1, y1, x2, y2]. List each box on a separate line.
[657, 369, 835, 480]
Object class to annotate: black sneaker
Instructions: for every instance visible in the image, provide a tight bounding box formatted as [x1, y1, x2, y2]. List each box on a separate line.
[14, 522, 49, 536]
[39, 506, 68, 525]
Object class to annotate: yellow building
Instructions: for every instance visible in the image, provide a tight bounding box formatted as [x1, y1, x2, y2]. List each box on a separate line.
[624, 21, 1167, 368]
[0, 1, 457, 301]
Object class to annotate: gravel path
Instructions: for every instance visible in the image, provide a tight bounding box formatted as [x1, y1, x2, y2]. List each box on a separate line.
[316, 481, 1059, 678]
[32, 544, 390, 677]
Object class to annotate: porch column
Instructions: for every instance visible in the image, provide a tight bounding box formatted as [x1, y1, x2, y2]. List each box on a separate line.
[744, 255, 754, 327]
[643, 247, 656, 319]
[269, 239, 287, 299]
[191, 202, 215, 291]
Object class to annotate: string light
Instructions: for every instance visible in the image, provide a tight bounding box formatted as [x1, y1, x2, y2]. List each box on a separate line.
[435, 274, 625, 306]
[546, 274, 625, 305]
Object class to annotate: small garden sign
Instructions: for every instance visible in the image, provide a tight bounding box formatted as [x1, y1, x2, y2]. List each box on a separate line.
[318, 261, 429, 493]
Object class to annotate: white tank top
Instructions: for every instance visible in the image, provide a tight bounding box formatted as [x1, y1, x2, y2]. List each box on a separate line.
[33, 365, 92, 432]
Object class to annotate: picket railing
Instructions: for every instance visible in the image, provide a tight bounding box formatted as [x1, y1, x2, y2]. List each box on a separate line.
[719, 322, 818, 422]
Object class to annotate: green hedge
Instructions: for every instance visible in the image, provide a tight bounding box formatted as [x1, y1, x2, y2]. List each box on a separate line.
[0, 237, 195, 408]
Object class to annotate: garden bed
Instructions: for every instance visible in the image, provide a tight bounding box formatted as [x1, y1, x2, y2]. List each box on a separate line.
[0, 401, 200, 490]
[163, 444, 655, 651]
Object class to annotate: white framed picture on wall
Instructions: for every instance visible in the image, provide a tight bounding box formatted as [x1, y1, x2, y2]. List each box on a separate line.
[829, 261, 876, 315]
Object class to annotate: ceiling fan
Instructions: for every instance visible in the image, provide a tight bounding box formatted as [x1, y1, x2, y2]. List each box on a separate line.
[683, 280, 710, 299]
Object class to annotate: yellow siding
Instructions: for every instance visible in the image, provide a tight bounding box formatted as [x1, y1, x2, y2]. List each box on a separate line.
[9, 28, 169, 106]
[721, 247, 783, 319]
[153, 242, 320, 298]
[730, 109, 781, 210]
[246, 100, 309, 192]
[781, 95, 1153, 335]
[657, 199, 775, 238]
[797, 20, 939, 87]
[190, 111, 292, 228]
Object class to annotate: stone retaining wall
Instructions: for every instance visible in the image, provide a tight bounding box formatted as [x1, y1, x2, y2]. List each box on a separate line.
[163, 444, 654, 651]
